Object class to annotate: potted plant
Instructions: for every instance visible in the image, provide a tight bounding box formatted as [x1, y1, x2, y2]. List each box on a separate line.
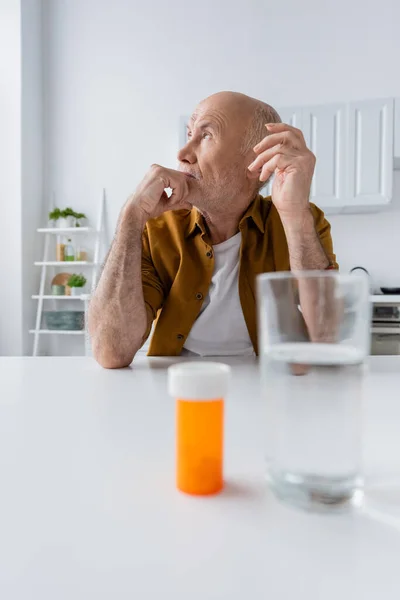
[73, 211, 87, 227]
[48, 208, 62, 226]
[67, 273, 87, 296]
[58, 207, 75, 228]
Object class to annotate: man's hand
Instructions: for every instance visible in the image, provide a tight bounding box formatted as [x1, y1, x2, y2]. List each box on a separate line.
[123, 165, 194, 228]
[247, 122, 316, 220]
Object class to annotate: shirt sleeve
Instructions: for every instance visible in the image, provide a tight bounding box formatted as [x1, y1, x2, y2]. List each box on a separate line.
[141, 225, 166, 342]
[310, 203, 339, 270]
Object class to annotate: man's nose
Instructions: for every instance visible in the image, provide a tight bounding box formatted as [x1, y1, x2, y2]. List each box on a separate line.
[177, 140, 197, 164]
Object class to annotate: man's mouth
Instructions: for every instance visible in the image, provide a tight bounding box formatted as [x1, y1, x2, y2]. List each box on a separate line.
[180, 170, 200, 180]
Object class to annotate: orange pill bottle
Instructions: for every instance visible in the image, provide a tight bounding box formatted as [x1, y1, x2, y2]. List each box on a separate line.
[168, 362, 231, 496]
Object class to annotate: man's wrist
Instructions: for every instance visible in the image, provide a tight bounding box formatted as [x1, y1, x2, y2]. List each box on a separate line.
[120, 202, 148, 234]
[279, 207, 315, 237]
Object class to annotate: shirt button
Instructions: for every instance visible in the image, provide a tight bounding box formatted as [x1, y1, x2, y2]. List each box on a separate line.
[196, 292, 203, 300]
[206, 250, 212, 258]
[177, 334, 184, 340]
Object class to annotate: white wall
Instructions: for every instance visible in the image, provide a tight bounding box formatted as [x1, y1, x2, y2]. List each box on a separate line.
[39, 0, 400, 352]
[21, 0, 44, 355]
[0, 0, 43, 356]
[0, 0, 22, 355]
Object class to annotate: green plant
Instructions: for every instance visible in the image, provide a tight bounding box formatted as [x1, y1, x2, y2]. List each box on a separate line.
[73, 211, 87, 227]
[49, 208, 61, 221]
[50, 207, 87, 224]
[60, 207, 75, 218]
[67, 273, 87, 288]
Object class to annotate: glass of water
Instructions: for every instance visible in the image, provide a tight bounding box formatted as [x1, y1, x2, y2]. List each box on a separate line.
[257, 271, 370, 511]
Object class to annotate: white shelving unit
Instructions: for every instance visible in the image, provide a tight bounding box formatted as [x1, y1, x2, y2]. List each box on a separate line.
[28, 330, 86, 335]
[31, 295, 90, 300]
[31, 192, 105, 356]
[34, 261, 96, 266]
[37, 227, 95, 234]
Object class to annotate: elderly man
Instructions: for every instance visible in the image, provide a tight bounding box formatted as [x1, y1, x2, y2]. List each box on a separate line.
[89, 91, 337, 368]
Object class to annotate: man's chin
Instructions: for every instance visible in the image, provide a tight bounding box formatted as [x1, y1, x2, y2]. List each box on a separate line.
[186, 179, 202, 205]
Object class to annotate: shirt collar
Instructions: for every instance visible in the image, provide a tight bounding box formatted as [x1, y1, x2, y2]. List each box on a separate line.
[239, 194, 265, 233]
[185, 208, 206, 238]
[185, 194, 265, 238]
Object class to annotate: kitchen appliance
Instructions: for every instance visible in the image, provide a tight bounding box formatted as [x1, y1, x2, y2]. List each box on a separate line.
[371, 301, 400, 355]
[380, 287, 400, 295]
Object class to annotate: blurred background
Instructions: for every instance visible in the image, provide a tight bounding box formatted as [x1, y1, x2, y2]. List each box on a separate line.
[1, 0, 399, 356]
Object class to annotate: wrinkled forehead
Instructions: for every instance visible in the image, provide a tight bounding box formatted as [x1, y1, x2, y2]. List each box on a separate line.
[189, 97, 254, 132]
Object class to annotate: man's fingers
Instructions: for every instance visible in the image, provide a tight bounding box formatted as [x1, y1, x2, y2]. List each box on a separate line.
[259, 153, 292, 182]
[263, 122, 305, 142]
[155, 167, 190, 205]
[252, 128, 305, 156]
[248, 144, 298, 173]
[265, 122, 304, 135]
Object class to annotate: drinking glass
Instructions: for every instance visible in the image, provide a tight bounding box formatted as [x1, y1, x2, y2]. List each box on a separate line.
[257, 271, 370, 511]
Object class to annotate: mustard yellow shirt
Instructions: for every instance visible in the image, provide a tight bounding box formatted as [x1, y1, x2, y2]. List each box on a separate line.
[142, 195, 338, 356]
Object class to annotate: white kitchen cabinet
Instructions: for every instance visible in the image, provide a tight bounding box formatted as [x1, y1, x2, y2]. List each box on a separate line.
[347, 98, 394, 208]
[395, 98, 400, 165]
[277, 106, 302, 129]
[273, 98, 394, 213]
[302, 104, 346, 209]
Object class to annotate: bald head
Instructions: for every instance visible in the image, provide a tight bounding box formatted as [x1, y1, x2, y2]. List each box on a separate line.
[194, 91, 281, 154]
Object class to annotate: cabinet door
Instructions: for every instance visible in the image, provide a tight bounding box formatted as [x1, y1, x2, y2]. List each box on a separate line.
[264, 107, 303, 197]
[278, 107, 303, 129]
[347, 98, 394, 206]
[301, 104, 346, 209]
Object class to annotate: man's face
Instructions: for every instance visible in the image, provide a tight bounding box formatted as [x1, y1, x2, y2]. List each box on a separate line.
[177, 94, 255, 213]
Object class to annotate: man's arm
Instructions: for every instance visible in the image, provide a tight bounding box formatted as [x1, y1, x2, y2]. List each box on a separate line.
[89, 207, 150, 369]
[248, 122, 339, 347]
[89, 165, 193, 369]
[248, 122, 338, 270]
[280, 208, 331, 271]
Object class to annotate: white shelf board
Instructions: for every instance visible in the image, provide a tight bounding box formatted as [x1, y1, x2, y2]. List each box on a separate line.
[34, 261, 96, 266]
[371, 295, 400, 303]
[31, 295, 87, 300]
[29, 329, 85, 335]
[37, 227, 96, 234]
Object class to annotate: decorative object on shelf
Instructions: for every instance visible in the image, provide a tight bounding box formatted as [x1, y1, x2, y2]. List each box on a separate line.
[51, 272, 73, 295]
[56, 236, 65, 261]
[51, 284, 65, 296]
[67, 273, 87, 296]
[43, 310, 85, 331]
[49, 208, 62, 226]
[64, 238, 75, 261]
[75, 244, 88, 261]
[58, 208, 75, 228]
[74, 212, 87, 227]
[48, 207, 88, 229]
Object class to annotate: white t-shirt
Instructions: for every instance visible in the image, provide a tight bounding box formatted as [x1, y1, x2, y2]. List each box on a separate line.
[182, 232, 255, 357]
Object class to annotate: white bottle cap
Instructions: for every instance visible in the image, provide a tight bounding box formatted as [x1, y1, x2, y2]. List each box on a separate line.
[168, 362, 231, 400]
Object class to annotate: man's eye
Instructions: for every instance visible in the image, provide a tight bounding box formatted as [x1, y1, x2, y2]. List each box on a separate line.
[202, 131, 211, 139]
[187, 131, 192, 140]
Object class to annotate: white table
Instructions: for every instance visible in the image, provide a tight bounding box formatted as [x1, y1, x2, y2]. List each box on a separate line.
[1, 356, 400, 599]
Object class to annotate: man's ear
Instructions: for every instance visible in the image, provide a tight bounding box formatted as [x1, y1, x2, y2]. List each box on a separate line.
[246, 159, 260, 181]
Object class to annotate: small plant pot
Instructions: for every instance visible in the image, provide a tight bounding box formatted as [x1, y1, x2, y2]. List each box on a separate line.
[70, 286, 84, 296]
[52, 284, 66, 296]
[58, 216, 75, 229]
[75, 218, 86, 228]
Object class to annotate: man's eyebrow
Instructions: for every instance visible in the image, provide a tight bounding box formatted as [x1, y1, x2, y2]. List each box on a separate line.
[198, 121, 216, 129]
[188, 120, 218, 131]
